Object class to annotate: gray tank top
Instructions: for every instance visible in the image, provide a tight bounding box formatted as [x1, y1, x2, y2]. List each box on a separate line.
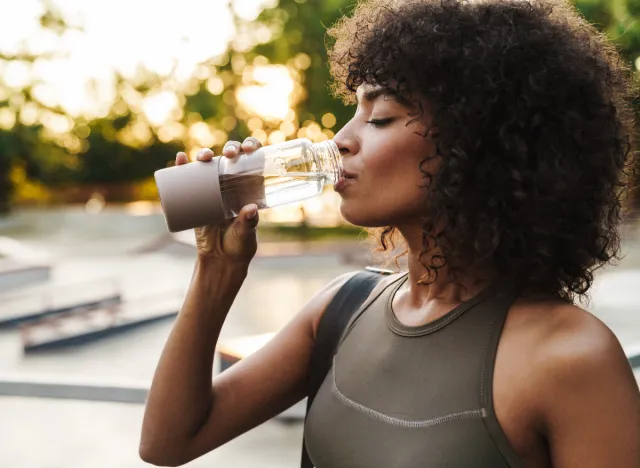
[304, 273, 526, 467]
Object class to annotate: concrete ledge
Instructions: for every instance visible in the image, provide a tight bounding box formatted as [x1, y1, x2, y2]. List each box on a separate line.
[0, 374, 149, 404]
[0, 373, 306, 420]
[0, 236, 49, 261]
[625, 343, 640, 369]
[0, 261, 51, 292]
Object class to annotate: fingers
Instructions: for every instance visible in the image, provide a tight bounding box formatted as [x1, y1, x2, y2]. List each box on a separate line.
[222, 137, 262, 160]
[196, 148, 214, 162]
[176, 152, 189, 166]
[176, 149, 213, 165]
[231, 203, 259, 243]
[242, 203, 259, 222]
[223, 141, 241, 158]
[241, 137, 262, 154]
[180, 136, 262, 166]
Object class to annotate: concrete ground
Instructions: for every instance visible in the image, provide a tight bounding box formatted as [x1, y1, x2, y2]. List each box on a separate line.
[0, 396, 305, 468]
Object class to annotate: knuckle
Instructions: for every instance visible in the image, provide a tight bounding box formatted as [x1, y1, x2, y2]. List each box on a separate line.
[232, 223, 244, 243]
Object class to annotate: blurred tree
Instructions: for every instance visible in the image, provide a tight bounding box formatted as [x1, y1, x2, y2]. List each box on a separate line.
[248, 0, 355, 128]
[574, 0, 640, 209]
[0, 1, 74, 212]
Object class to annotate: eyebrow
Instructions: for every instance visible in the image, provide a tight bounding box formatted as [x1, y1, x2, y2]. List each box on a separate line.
[359, 88, 388, 103]
[357, 88, 412, 107]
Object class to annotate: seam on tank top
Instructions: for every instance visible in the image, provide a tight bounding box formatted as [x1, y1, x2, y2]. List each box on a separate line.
[387, 304, 472, 337]
[332, 357, 485, 429]
[386, 280, 502, 337]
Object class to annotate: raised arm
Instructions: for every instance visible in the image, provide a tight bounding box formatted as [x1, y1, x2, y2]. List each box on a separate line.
[139, 255, 356, 466]
[139, 139, 363, 466]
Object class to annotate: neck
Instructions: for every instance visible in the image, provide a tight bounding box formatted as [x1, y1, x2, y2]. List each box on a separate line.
[397, 224, 497, 307]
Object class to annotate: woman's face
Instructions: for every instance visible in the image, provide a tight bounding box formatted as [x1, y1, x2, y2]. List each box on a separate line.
[333, 84, 439, 228]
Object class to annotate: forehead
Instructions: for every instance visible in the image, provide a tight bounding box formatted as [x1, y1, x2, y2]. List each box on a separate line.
[356, 84, 377, 101]
[355, 84, 420, 110]
[356, 85, 404, 107]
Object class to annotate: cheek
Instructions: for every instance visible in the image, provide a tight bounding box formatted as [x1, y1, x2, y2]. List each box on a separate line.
[366, 136, 432, 197]
[338, 131, 435, 226]
[340, 163, 426, 227]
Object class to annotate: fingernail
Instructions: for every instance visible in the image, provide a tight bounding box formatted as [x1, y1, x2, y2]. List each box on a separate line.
[246, 205, 258, 219]
[224, 144, 235, 153]
[245, 140, 256, 149]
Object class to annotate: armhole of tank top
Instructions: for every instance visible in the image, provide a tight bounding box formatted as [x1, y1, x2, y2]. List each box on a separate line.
[335, 272, 409, 350]
[479, 289, 527, 468]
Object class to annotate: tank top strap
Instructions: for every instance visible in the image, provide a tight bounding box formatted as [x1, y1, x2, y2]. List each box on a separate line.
[479, 284, 523, 467]
[336, 272, 409, 349]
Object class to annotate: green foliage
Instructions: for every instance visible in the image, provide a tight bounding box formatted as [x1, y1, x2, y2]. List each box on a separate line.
[258, 223, 363, 241]
[251, 0, 356, 126]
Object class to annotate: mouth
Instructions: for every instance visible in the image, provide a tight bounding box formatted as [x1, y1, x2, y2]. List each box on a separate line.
[341, 169, 357, 180]
[334, 171, 357, 192]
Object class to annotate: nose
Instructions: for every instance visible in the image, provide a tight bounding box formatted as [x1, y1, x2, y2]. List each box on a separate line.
[333, 119, 359, 157]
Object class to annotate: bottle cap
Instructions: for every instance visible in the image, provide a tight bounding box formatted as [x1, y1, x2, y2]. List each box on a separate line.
[154, 157, 226, 232]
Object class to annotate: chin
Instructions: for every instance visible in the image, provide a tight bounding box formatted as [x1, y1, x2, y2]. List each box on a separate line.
[339, 201, 392, 228]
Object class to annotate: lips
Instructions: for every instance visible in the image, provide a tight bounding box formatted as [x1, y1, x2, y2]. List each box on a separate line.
[335, 170, 357, 193]
[341, 169, 357, 180]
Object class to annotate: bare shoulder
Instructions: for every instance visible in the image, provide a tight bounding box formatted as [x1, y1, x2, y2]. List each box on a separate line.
[506, 298, 627, 363]
[529, 301, 630, 375]
[498, 298, 639, 464]
[508, 300, 633, 385]
[525, 303, 640, 441]
[514, 301, 640, 466]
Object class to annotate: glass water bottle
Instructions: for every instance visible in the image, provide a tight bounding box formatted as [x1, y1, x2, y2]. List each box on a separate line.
[154, 138, 343, 232]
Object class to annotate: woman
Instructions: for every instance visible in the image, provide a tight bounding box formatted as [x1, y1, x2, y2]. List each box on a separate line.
[140, 0, 640, 466]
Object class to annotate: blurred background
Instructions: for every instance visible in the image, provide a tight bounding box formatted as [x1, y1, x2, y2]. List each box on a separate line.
[0, 0, 639, 467]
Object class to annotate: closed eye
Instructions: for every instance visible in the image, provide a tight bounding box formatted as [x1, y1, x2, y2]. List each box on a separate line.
[365, 118, 394, 127]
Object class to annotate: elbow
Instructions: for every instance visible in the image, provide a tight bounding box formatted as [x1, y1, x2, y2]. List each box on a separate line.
[139, 442, 188, 467]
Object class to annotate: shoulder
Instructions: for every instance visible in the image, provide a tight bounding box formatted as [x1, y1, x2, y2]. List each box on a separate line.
[532, 302, 627, 378]
[507, 299, 626, 369]
[512, 302, 640, 465]
[521, 301, 639, 430]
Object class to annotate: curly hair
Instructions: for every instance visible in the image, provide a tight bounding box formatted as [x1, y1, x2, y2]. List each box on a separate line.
[327, 0, 637, 302]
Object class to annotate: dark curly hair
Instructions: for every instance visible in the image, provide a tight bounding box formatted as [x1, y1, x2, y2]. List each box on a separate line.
[327, 0, 637, 302]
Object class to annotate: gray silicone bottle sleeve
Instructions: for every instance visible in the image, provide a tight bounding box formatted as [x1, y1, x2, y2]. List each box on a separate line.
[154, 157, 225, 233]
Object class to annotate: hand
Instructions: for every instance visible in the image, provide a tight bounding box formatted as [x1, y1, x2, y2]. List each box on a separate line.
[175, 137, 263, 265]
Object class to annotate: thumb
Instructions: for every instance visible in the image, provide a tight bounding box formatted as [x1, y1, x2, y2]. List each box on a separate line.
[233, 204, 259, 239]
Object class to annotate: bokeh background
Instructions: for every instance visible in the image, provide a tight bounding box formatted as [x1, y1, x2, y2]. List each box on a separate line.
[0, 1, 639, 467]
[1, 0, 640, 217]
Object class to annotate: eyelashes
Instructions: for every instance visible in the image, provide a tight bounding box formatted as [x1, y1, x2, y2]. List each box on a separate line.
[365, 118, 394, 127]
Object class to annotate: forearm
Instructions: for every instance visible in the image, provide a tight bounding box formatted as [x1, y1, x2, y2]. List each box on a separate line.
[140, 258, 248, 456]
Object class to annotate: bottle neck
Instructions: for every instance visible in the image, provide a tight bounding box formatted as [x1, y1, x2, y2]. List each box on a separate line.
[312, 140, 342, 185]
